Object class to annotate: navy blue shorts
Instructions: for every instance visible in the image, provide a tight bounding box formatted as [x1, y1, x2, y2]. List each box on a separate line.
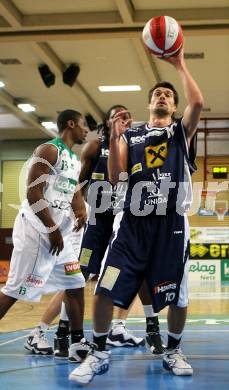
[96, 210, 190, 312]
[79, 211, 115, 274]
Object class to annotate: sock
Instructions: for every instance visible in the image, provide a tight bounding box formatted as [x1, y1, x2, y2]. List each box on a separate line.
[56, 319, 70, 337]
[143, 305, 158, 318]
[71, 329, 84, 344]
[60, 303, 69, 321]
[93, 331, 108, 351]
[167, 332, 183, 350]
[112, 319, 126, 328]
[146, 316, 160, 334]
[38, 322, 49, 332]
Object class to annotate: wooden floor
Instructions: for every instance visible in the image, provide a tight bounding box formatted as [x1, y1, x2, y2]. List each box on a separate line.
[1, 281, 229, 333]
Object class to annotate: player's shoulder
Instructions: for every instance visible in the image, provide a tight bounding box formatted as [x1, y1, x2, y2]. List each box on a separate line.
[35, 142, 58, 156]
[127, 122, 146, 133]
[123, 123, 146, 142]
[30, 142, 58, 167]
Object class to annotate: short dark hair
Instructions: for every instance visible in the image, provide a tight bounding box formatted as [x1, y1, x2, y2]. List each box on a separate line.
[57, 109, 82, 133]
[148, 81, 179, 106]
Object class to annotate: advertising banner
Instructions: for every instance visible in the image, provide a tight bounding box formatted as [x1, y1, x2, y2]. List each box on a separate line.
[221, 259, 229, 282]
[190, 243, 229, 259]
[189, 260, 220, 282]
[190, 227, 229, 243]
[0, 260, 10, 283]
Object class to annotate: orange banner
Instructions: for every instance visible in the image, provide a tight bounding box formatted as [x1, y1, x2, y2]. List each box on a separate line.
[0, 260, 10, 283]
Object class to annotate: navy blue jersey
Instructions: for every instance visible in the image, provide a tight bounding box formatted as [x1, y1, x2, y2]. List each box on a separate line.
[88, 136, 127, 213]
[122, 119, 197, 215]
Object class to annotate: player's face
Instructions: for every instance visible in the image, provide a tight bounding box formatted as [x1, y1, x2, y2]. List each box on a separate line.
[73, 116, 88, 144]
[149, 87, 176, 117]
[107, 107, 132, 132]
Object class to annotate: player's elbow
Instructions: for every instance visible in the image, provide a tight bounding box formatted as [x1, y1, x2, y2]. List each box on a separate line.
[194, 95, 204, 111]
[27, 187, 35, 205]
[27, 186, 42, 206]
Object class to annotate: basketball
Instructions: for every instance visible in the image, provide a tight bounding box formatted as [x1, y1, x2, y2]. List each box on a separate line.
[142, 15, 183, 57]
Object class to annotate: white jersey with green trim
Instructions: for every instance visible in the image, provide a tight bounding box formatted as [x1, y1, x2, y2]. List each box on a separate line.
[21, 138, 81, 233]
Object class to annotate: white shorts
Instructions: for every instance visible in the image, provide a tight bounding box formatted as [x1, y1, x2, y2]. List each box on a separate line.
[1, 213, 85, 302]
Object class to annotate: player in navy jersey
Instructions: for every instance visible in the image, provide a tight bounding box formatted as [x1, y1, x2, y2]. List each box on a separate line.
[70, 46, 204, 384]
[78, 105, 163, 352]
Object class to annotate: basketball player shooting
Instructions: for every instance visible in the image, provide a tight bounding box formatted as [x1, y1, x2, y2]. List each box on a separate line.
[69, 19, 204, 384]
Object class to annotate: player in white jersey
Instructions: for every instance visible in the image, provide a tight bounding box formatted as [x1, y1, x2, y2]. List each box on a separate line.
[0, 109, 91, 358]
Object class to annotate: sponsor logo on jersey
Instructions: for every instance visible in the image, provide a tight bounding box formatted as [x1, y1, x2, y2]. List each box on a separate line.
[50, 199, 71, 210]
[54, 176, 77, 194]
[143, 179, 168, 206]
[131, 163, 142, 175]
[64, 261, 81, 275]
[145, 142, 168, 168]
[144, 197, 168, 206]
[129, 126, 174, 145]
[25, 274, 45, 288]
[91, 172, 105, 180]
[130, 135, 146, 144]
[100, 266, 120, 291]
[152, 172, 171, 181]
[101, 148, 109, 157]
[154, 281, 177, 294]
[80, 248, 92, 266]
[154, 281, 177, 304]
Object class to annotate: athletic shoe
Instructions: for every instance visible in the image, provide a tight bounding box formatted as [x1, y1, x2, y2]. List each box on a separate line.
[146, 332, 165, 357]
[68, 338, 92, 362]
[69, 348, 110, 384]
[106, 324, 145, 347]
[24, 329, 53, 355]
[54, 335, 69, 359]
[163, 348, 193, 375]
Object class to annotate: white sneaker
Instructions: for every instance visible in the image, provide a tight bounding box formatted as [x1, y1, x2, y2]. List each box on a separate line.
[163, 348, 193, 376]
[69, 349, 110, 384]
[106, 325, 145, 347]
[68, 338, 92, 362]
[24, 329, 53, 355]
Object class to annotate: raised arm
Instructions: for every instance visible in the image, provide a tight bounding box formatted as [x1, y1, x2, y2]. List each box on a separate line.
[108, 111, 129, 185]
[162, 47, 204, 144]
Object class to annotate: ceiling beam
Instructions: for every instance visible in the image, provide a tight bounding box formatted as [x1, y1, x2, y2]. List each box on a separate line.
[31, 42, 104, 121]
[0, 88, 57, 137]
[0, 23, 228, 42]
[131, 38, 161, 85]
[23, 12, 122, 29]
[0, 15, 9, 27]
[134, 8, 229, 23]
[0, 0, 22, 28]
[114, 0, 134, 23]
[0, 7, 228, 31]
